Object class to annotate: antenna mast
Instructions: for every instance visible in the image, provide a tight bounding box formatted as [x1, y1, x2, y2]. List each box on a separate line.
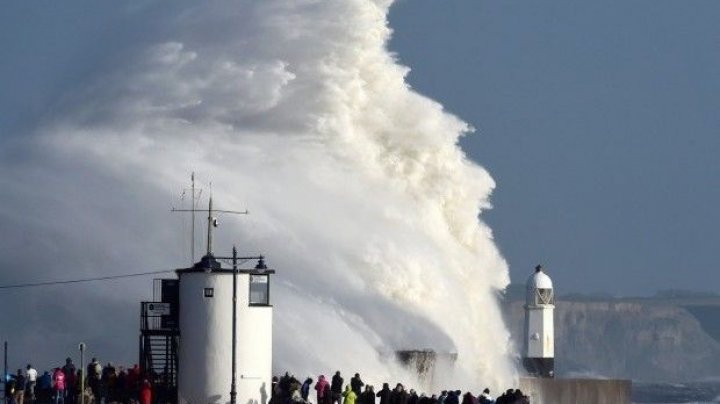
[207, 196, 214, 255]
[172, 179, 248, 260]
[191, 172, 196, 263]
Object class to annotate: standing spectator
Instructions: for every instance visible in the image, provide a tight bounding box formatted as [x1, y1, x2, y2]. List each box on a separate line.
[102, 362, 118, 402]
[342, 385, 357, 404]
[461, 392, 477, 404]
[438, 391, 447, 404]
[376, 383, 391, 404]
[478, 388, 493, 404]
[6, 374, 17, 404]
[389, 384, 408, 404]
[359, 385, 375, 404]
[315, 375, 329, 404]
[408, 390, 418, 404]
[127, 364, 140, 401]
[511, 389, 528, 404]
[301, 377, 313, 402]
[350, 374, 364, 397]
[445, 391, 458, 404]
[140, 379, 152, 404]
[39, 371, 53, 402]
[494, 389, 513, 404]
[52, 368, 66, 404]
[117, 366, 128, 403]
[25, 364, 37, 402]
[279, 372, 292, 401]
[62, 358, 76, 404]
[87, 358, 101, 402]
[323, 384, 332, 404]
[331, 372, 343, 404]
[271, 376, 279, 404]
[14, 369, 26, 404]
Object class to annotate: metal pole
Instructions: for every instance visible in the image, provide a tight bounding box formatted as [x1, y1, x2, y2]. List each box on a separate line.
[191, 172, 196, 264]
[230, 246, 238, 404]
[207, 197, 214, 255]
[79, 342, 85, 404]
[3, 341, 7, 404]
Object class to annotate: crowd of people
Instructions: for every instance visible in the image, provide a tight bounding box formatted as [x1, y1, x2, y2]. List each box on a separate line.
[270, 371, 530, 404]
[3, 358, 153, 404]
[4, 363, 530, 404]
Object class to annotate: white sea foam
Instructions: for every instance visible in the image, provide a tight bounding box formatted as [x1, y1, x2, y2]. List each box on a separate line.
[1, 0, 515, 391]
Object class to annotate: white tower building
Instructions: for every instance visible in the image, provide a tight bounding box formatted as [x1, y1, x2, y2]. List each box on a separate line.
[523, 264, 555, 378]
[177, 254, 273, 404]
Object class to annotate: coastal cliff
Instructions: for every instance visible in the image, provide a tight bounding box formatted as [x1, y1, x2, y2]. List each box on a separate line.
[504, 293, 720, 381]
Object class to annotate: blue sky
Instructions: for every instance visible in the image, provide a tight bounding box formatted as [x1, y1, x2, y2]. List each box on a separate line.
[1, 1, 718, 297]
[389, 0, 720, 295]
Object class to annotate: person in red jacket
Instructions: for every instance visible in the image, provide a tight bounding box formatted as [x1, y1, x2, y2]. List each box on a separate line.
[140, 379, 152, 404]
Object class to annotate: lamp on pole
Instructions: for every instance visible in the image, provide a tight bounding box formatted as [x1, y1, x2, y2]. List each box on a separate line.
[79, 342, 86, 404]
[3, 341, 7, 402]
[230, 246, 238, 404]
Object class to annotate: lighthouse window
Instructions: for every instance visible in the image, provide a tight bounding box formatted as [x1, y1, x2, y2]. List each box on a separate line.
[249, 274, 269, 305]
[536, 288, 554, 305]
[204, 288, 214, 298]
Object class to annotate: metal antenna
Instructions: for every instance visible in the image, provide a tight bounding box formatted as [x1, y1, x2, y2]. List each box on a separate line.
[172, 179, 248, 259]
[191, 172, 196, 263]
[173, 173, 203, 264]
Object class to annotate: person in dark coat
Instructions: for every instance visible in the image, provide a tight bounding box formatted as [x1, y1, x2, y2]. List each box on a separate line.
[359, 385, 375, 404]
[324, 384, 333, 404]
[511, 389, 529, 404]
[62, 358, 77, 404]
[271, 376, 280, 404]
[279, 372, 293, 401]
[14, 369, 26, 404]
[301, 377, 313, 402]
[495, 389, 514, 404]
[389, 383, 408, 404]
[478, 388, 493, 404]
[407, 390, 418, 404]
[461, 392, 478, 404]
[5, 375, 17, 404]
[438, 391, 447, 404]
[350, 374, 364, 396]
[376, 383, 392, 404]
[444, 391, 458, 404]
[331, 372, 344, 404]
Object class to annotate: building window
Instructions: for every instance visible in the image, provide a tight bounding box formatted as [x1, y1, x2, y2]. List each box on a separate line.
[204, 288, 214, 298]
[249, 274, 269, 305]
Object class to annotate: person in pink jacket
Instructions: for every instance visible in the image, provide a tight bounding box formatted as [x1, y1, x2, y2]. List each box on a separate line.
[315, 375, 329, 404]
[52, 368, 66, 404]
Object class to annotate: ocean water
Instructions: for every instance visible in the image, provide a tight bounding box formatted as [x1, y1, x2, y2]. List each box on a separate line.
[633, 381, 720, 404]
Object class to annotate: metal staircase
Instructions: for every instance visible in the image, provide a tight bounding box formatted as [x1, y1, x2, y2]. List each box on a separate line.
[139, 279, 180, 403]
[140, 330, 178, 385]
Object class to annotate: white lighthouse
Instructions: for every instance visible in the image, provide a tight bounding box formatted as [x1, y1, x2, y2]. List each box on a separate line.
[175, 197, 274, 404]
[523, 264, 555, 378]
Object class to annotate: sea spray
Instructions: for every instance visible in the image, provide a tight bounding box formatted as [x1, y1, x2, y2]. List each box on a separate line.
[2, 0, 516, 391]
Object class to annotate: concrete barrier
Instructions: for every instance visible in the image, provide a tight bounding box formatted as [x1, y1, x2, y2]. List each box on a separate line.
[519, 377, 631, 404]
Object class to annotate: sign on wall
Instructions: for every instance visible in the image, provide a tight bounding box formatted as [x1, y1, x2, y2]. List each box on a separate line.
[146, 302, 172, 315]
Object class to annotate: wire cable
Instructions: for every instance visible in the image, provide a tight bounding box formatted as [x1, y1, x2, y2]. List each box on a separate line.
[0, 269, 176, 290]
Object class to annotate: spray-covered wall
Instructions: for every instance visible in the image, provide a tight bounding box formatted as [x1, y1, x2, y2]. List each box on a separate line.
[0, 0, 516, 391]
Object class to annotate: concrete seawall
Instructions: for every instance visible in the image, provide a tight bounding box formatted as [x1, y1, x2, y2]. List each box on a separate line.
[519, 377, 631, 404]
